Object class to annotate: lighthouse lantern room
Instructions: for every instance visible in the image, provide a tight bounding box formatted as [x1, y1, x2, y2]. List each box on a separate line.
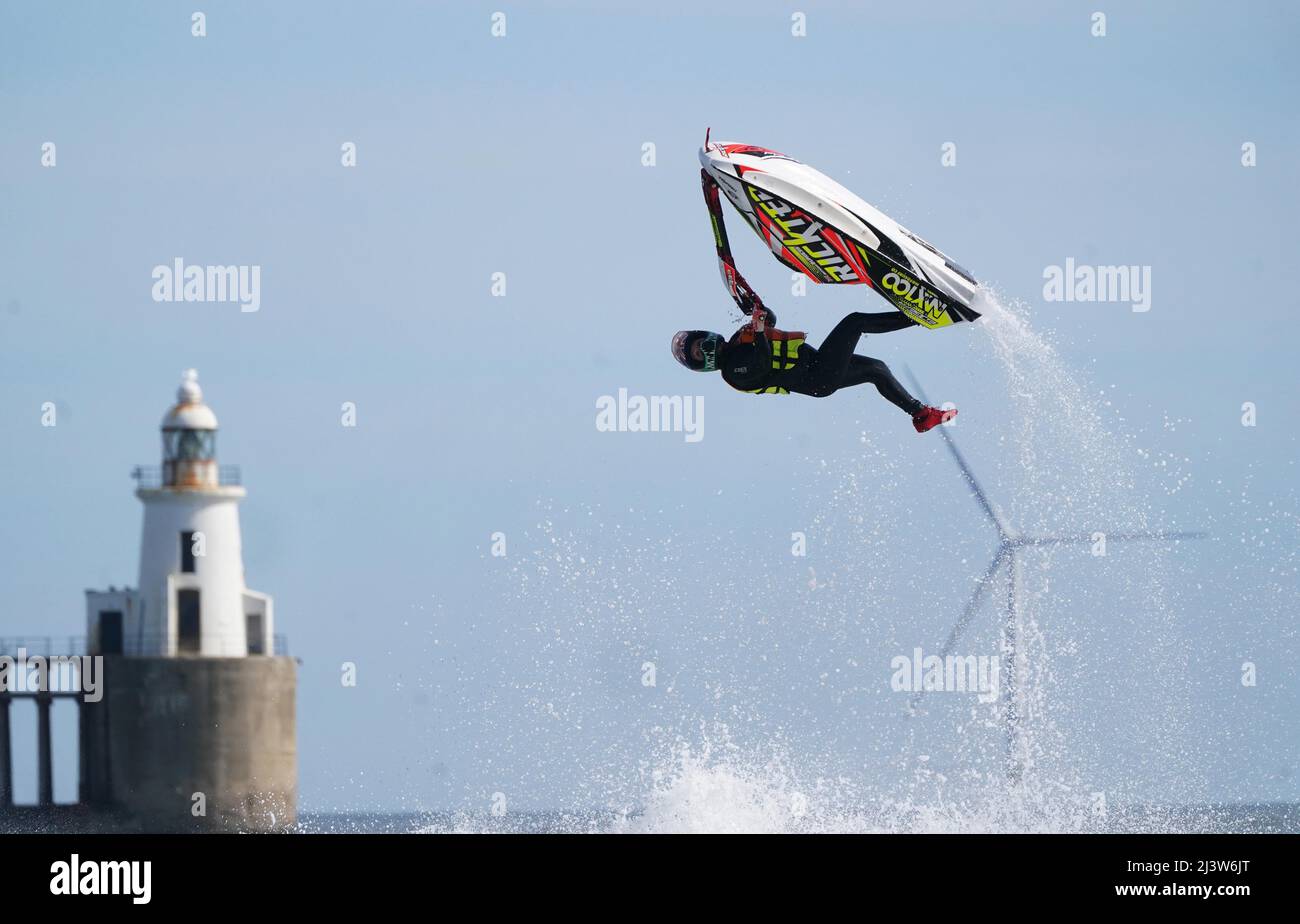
[86, 370, 273, 657]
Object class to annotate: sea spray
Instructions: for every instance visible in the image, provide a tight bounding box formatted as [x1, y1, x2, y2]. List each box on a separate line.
[422, 290, 1222, 832]
[971, 288, 1193, 803]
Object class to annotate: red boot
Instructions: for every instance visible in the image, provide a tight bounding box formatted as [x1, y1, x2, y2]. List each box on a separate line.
[912, 405, 957, 433]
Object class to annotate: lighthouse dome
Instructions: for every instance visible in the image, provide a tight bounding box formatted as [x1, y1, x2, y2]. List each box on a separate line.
[162, 369, 218, 430]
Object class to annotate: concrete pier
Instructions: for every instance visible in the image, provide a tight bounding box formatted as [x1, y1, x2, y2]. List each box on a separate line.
[82, 655, 297, 832]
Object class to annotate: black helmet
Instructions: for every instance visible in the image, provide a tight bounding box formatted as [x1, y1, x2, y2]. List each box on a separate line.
[671, 330, 724, 372]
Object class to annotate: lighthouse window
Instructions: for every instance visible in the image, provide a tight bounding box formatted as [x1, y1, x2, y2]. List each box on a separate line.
[246, 612, 264, 655]
[175, 429, 216, 460]
[181, 531, 197, 573]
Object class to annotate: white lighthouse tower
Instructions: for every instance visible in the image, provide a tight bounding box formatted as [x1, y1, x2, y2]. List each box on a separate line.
[86, 370, 272, 657]
[81, 370, 295, 832]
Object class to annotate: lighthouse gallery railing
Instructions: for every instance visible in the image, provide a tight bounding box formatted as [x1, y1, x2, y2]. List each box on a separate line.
[130, 465, 242, 489]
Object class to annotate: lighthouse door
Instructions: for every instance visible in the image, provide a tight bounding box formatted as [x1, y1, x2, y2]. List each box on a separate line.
[100, 611, 124, 654]
[177, 589, 201, 653]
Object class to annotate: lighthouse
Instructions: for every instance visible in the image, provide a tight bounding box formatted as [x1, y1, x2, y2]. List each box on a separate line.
[81, 371, 296, 831]
[104, 369, 274, 657]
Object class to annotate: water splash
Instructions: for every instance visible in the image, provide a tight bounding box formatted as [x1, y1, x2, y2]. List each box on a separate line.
[415, 288, 1278, 832]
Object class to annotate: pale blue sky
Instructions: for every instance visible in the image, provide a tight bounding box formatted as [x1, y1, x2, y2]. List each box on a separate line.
[1, 1, 1297, 818]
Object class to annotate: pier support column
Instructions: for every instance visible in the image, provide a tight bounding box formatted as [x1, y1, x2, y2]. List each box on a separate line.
[36, 692, 53, 807]
[0, 695, 12, 809]
[78, 697, 88, 804]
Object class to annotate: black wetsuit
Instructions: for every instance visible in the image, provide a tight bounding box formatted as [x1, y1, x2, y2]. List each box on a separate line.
[719, 311, 924, 414]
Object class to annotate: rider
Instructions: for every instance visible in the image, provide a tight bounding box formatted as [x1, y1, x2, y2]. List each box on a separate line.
[671, 306, 957, 433]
